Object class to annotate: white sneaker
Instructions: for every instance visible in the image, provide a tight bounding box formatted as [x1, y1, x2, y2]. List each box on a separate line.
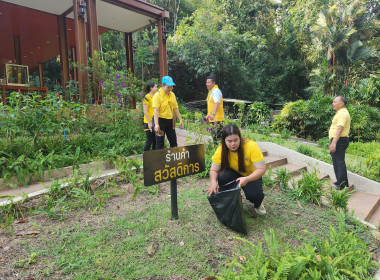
[255, 203, 267, 215]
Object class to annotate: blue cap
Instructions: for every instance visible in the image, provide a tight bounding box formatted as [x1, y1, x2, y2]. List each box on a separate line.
[162, 76, 175, 86]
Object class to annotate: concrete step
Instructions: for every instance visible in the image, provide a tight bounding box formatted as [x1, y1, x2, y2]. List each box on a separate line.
[369, 205, 380, 227]
[347, 192, 380, 222]
[264, 156, 287, 168]
[272, 163, 307, 177]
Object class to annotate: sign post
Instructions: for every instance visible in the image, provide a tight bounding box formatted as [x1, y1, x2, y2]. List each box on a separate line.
[170, 180, 178, 219]
[143, 144, 205, 219]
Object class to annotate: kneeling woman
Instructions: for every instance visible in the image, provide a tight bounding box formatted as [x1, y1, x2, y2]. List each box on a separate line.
[206, 124, 267, 215]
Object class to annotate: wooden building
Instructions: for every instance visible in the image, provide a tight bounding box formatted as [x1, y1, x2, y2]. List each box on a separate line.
[0, 0, 169, 104]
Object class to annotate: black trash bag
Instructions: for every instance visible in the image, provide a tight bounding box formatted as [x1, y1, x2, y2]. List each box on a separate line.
[207, 182, 247, 234]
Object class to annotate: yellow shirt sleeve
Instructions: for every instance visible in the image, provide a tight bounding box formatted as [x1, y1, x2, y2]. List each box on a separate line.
[212, 145, 222, 165]
[171, 92, 179, 110]
[152, 93, 159, 109]
[247, 140, 264, 164]
[337, 110, 349, 128]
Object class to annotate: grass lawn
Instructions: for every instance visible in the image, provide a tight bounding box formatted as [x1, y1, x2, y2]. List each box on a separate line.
[0, 175, 378, 279]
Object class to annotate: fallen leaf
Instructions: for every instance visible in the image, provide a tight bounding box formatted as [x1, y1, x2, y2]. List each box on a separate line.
[15, 218, 29, 224]
[96, 260, 101, 264]
[3, 246, 10, 251]
[297, 200, 303, 209]
[292, 211, 301, 216]
[15, 230, 40, 236]
[127, 230, 131, 236]
[147, 243, 156, 256]
[239, 256, 246, 262]
[316, 255, 321, 262]
[179, 241, 185, 246]
[170, 275, 181, 280]
[200, 277, 217, 280]
[116, 206, 120, 210]
[0, 258, 5, 262]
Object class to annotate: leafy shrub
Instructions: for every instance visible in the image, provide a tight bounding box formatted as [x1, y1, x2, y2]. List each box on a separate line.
[272, 99, 307, 137]
[247, 102, 271, 124]
[347, 141, 380, 158]
[347, 104, 380, 142]
[196, 143, 217, 178]
[296, 170, 325, 204]
[218, 213, 379, 279]
[296, 144, 315, 157]
[273, 94, 380, 141]
[274, 167, 291, 191]
[347, 74, 380, 107]
[317, 137, 330, 148]
[328, 188, 353, 209]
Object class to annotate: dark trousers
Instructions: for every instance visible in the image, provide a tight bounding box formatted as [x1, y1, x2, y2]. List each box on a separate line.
[218, 168, 264, 208]
[330, 137, 349, 189]
[210, 121, 223, 144]
[155, 117, 177, 149]
[143, 123, 156, 151]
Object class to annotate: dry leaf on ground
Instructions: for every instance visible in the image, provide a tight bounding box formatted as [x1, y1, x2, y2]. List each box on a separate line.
[147, 243, 156, 256]
[15, 230, 40, 236]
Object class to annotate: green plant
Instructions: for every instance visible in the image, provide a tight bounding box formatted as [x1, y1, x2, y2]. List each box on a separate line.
[317, 137, 330, 148]
[218, 212, 379, 279]
[248, 102, 271, 124]
[14, 252, 38, 268]
[274, 167, 291, 191]
[295, 170, 326, 204]
[296, 144, 315, 157]
[328, 188, 353, 209]
[262, 166, 275, 188]
[196, 143, 217, 179]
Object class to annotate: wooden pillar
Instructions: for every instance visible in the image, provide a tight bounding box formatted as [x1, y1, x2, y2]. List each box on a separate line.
[157, 18, 168, 79]
[14, 36, 21, 65]
[57, 15, 70, 94]
[73, 0, 89, 103]
[86, 0, 100, 103]
[71, 47, 78, 82]
[125, 32, 134, 74]
[86, 0, 99, 56]
[38, 63, 44, 87]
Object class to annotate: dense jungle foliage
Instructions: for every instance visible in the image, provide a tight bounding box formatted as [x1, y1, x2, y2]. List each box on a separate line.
[94, 0, 380, 106]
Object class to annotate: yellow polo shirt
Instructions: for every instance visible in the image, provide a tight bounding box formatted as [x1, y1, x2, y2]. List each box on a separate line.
[152, 88, 178, 119]
[207, 85, 224, 122]
[329, 108, 351, 139]
[143, 93, 154, 124]
[212, 139, 264, 177]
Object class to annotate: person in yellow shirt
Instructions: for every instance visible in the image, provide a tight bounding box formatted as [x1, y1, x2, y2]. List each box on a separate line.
[206, 76, 224, 144]
[206, 124, 267, 215]
[329, 96, 351, 190]
[143, 81, 158, 151]
[153, 76, 184, 149]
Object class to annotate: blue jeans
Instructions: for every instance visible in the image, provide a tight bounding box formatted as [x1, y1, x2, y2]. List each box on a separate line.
[330, 137, 349, 189]
[218, 168, 264, 208]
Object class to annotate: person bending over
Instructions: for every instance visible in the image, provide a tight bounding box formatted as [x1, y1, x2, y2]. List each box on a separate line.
[206, 124, 267, 215]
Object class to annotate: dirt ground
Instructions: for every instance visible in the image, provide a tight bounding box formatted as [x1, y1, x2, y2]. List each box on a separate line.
[0, 177, 379, 280]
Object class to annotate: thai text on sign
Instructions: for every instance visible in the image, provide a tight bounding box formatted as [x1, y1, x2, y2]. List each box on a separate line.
[143, 144, 205, 186]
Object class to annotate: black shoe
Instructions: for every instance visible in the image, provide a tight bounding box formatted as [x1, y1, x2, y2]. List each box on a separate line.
[333, 184, 346, 191]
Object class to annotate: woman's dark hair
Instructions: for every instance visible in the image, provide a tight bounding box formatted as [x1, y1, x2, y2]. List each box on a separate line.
[220, 124, 246, 173]
[145, 81, 156, 93]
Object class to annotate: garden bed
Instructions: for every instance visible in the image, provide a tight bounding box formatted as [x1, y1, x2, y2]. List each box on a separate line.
[0, 174, 379, 279]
